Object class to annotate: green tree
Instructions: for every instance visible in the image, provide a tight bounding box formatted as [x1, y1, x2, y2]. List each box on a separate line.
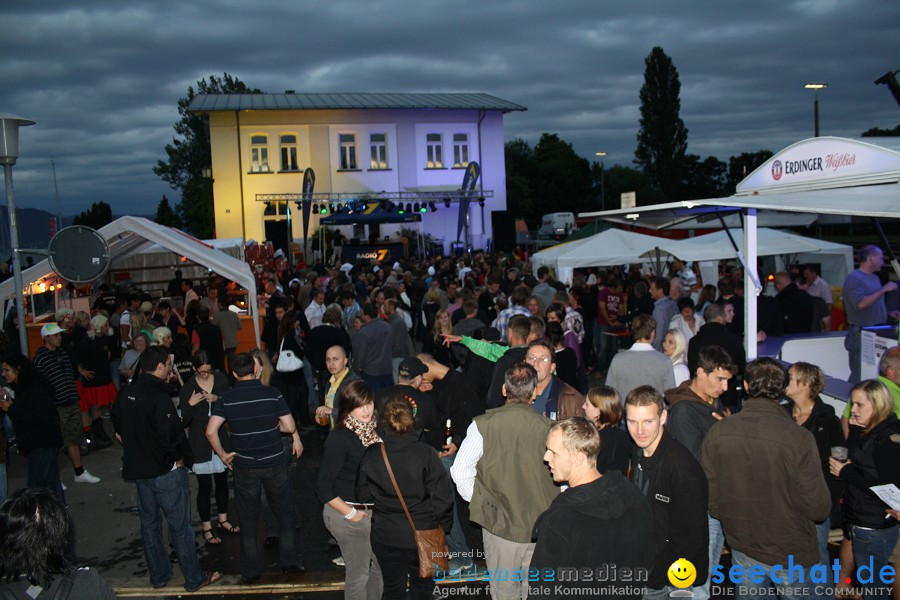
[861, 125, 900, 137]
[682, 154, 727, 199]
[504, 139, 537, 223]
[725, 150, 773, 193]
[601, 165, 662, 209]
[154, 195, 181, 228]
[154, 73, 262, 238]
[73, 201, 113, 229]
[532, 134, 593, 224]
[634, 46, 689, 202]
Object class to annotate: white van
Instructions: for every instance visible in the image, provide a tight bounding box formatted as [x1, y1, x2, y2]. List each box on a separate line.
[537, 212, 576, 240]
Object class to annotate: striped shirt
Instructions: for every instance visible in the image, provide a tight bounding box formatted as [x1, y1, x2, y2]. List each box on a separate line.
[213, 379, 290, 468]
[33, 347, 80, 406]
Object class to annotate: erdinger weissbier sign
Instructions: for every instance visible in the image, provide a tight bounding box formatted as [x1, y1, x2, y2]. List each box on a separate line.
[457, 161, 480, 243]
[737, 137, 900, 194]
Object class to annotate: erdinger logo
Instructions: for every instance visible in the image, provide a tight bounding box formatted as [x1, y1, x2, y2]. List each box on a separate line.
[771, 160, 783, 181]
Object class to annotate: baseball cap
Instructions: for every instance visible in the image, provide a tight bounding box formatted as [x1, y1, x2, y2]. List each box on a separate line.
[398, 357, 428, 379]
[41, 323, 64, 337]
[54, 308, 74, 322]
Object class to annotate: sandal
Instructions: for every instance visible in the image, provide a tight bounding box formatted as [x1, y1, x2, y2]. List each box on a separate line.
[185, 570, 223, 592]
[203, 529, 222, 545]
[218, 519, 240, 535]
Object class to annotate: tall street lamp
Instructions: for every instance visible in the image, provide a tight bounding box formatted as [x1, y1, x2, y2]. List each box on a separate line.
[0, 112, 36, 354]
[595, 152, 607, 211]
[804, 83, 828, 137]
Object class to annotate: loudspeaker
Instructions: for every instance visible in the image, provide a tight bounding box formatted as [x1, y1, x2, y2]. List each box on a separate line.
[491, 210, 516, 250]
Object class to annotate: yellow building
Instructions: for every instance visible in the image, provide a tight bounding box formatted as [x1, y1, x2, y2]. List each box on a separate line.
[188, 92, 525, 254]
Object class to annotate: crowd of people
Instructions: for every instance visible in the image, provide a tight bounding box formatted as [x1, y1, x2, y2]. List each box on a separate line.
[0, 243, 897, 600]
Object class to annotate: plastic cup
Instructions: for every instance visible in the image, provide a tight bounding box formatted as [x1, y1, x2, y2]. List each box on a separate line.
[831, 446, 849, 462]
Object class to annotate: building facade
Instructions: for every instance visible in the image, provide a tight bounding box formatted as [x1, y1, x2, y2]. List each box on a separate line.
[188, 93, 525, 254]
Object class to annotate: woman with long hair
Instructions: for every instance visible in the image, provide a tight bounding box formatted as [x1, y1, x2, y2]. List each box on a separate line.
[421, 309, 455, 368]
[0, 487, 117, 598]
[785, 362, 844, 566]
[0, 354, 64, 501]
[829, 379, 900, 599]
[180, 350, 236, 543]
[316, 380, 384, 600]
[661, 329, 690, 386]
[582, 386, 632, 476]
[275, 311, 310, 427]
[525, 295, 545, 317]
[356, 396, 452, 600]
[419, 287, 442, 342]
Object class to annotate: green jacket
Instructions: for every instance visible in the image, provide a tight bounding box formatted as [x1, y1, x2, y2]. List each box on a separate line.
[469, 403, 559, 543]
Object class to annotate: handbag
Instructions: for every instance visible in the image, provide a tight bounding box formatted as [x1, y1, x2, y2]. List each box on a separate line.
[379, 443, 449, 578]
[276, 337, 304, 372]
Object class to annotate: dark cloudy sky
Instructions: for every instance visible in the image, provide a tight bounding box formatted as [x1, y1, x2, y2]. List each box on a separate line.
[2, 0, 898, 218]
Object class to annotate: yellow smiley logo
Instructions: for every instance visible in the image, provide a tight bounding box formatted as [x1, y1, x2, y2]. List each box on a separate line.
[667, 558, 697, 588]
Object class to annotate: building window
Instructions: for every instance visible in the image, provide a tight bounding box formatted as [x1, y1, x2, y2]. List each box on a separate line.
[453, 133, 469, 168]
[280, 134, 299, 171]
[250, 135, 270, 172]
[339, 133, 357, 170]
[426, 133, 443, 168]
[369, 133, 388, 169]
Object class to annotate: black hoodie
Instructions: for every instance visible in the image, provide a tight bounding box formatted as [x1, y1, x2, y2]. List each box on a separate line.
[665, 380, 723, 462]
[529, 471, 654, 599]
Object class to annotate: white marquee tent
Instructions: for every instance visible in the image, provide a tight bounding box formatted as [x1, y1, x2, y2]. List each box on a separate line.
[0, 216, 261, 347]
[580, 136, 900, 359]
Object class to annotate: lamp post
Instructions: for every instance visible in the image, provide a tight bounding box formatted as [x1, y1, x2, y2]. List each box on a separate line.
[0, 113, 36, 355]
[595, 152, 607, 211]
[804, 83, 828, 137]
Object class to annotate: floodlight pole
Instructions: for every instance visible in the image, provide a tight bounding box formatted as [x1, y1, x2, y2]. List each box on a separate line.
[2, 163, 28, 354]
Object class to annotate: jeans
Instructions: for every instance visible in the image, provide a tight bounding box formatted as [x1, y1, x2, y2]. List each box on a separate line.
[844, 327, 861, 384]
[440, 454, 472, 564]
[815, 518, 831, 569]
[0, 463, 6, 505]
[371, 538, 433, 600]
[134, 467, 204, 590]
[731, 549, 826, 600]
[323, 505, 383, 600]
[593, 323, 617, 372]
[26, 446, 65, 504]
[302, 361, 317, 409]
[696, 514, 725, 600]
[849, 524, 899, 600]
[233, 462, 298, 579]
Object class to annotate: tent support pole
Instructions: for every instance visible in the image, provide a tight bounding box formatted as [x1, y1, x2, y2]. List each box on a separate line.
[744, 208, 758, 361]
[871, 217, 900, 281]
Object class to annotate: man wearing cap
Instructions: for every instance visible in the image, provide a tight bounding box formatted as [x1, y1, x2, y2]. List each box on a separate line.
[374, 357, 437, 442]
[33, 323, 100, 484]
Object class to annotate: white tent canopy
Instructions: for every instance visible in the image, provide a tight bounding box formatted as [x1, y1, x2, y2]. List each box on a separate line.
[0, 217, 260, 347]
[580, 136, 900, 361]
[531, 228, 673, 284]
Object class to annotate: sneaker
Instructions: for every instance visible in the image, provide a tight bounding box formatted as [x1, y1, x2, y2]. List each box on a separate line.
[332, 556, 345, 567]
[448, 559, 474, 576]
[73, 470, 100, 484]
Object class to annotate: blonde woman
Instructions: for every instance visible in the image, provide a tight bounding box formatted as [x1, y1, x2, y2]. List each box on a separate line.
[662, 329, 690, 386]
[422, 309, 454, 367]
[74, 314, 118, 449]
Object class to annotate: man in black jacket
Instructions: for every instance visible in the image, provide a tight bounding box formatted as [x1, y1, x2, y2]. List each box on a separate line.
[688, 303, 745, 412]
[111, 346, 221, 593]
[530, 417, 653, 599]
[625, 386, 708, 597]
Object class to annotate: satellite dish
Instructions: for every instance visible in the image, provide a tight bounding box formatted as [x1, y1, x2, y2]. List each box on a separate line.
[48, 225, 111, 284]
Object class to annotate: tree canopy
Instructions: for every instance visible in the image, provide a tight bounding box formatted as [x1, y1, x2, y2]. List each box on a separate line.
[73, 201, 113, 230]
[154, 195, 181, 228]
[153, 73, 261, 238]
[635, 46, 689, 202]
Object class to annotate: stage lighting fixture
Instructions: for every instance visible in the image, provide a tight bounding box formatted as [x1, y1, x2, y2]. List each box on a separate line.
[444, 197, 451, 208]
[263, 201, 276, 216]
[420, 203, 428, 213]
[312, 203, 319, 213]
[405, 203, 413, 213]
[397, 203, 405, 214]
[413, 202, 420, 213]
[429, 202, 437, 212]
[478, 197, 485, 207]
[320, 204, 328, 215]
